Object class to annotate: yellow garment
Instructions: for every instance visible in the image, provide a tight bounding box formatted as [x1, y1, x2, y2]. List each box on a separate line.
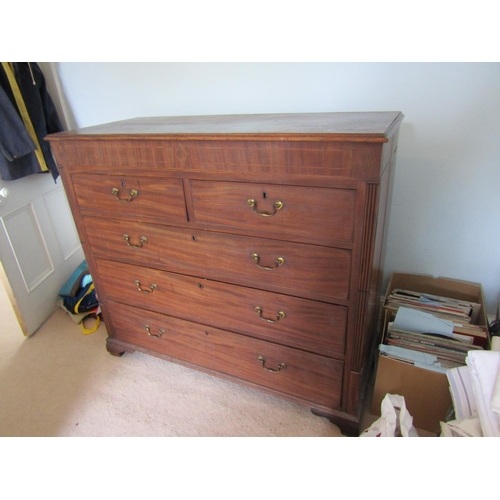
[81, 314, 101, 335]
[1, 62, 48, 172]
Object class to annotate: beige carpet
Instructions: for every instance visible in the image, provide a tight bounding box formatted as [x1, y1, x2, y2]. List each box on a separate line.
[0, 280, 348, 437]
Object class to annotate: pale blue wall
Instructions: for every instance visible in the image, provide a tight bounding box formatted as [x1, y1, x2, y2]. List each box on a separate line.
[53, 62, 500, 315]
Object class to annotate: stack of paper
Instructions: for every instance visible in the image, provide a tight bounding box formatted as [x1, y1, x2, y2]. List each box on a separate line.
[385, 289, 488, 347]
[385, 288, 482, 324]
[381, 307, 484, 371]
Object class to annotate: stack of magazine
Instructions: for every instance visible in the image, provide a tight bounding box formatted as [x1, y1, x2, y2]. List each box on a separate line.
[381, 289, 488, 372]
[385, 289, 483, 324]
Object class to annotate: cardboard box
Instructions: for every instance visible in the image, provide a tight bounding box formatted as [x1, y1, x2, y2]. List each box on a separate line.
[371, 354, 453, 434]
[371, 272, 488, 435]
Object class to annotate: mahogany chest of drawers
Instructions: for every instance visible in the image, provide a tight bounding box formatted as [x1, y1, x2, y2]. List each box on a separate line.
[47, 112, 403, 435]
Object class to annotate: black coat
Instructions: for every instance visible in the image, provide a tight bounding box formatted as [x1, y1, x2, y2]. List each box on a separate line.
[0, 62, 63, 181]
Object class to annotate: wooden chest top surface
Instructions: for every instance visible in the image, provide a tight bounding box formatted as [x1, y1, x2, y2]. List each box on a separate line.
[46, 111, 403, 142]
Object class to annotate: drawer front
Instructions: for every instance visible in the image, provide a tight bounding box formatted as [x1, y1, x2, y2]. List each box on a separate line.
[96, 259, 347, 357]
[71, 173, 187, 222]
[190, 180, 356, 245]
[107, 301, 343, 409]
[179, 140, 353, 175]
[85, 217, 351, 302]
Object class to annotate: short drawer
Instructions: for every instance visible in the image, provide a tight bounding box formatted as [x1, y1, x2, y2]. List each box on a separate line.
[107, 301, 343, 409]
[85, 217, 351, 302]
[71, 173, 187, 222]
[190, 180, 356, 245]
[96, 259, 347, 357]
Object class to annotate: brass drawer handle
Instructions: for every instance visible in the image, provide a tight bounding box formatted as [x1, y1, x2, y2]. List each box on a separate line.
[258, 356, 286, 373]
[134, 280, 157, 293]
[251, 253, 285, 271]
[123, 234, 148, 248]
[254, 306, 285, 323]
[247, 199, 283, 217]
[144, 325, 165, 338]
[111, 187, 138, 202]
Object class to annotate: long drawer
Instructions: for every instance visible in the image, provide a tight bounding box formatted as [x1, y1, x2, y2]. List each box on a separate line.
[71, 173, 187, 222]
[84, 217, 351, 302]
[96, 259, 347, 357]
[190, 180, 356, 245]
[107, 301, 343, 409]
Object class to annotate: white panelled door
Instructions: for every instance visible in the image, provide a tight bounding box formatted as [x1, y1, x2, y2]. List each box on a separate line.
[0, 173, 84, 335]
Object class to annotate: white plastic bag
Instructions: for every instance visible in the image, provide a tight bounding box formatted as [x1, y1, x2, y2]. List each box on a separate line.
[440, 417, 483, 437]
[360, 393, 419, 437]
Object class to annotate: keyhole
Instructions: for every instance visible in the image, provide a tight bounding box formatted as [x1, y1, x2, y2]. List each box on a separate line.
[263, 192, 267, 199]
[192, 235, 197, 241]
[121, 180, 125, 188]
